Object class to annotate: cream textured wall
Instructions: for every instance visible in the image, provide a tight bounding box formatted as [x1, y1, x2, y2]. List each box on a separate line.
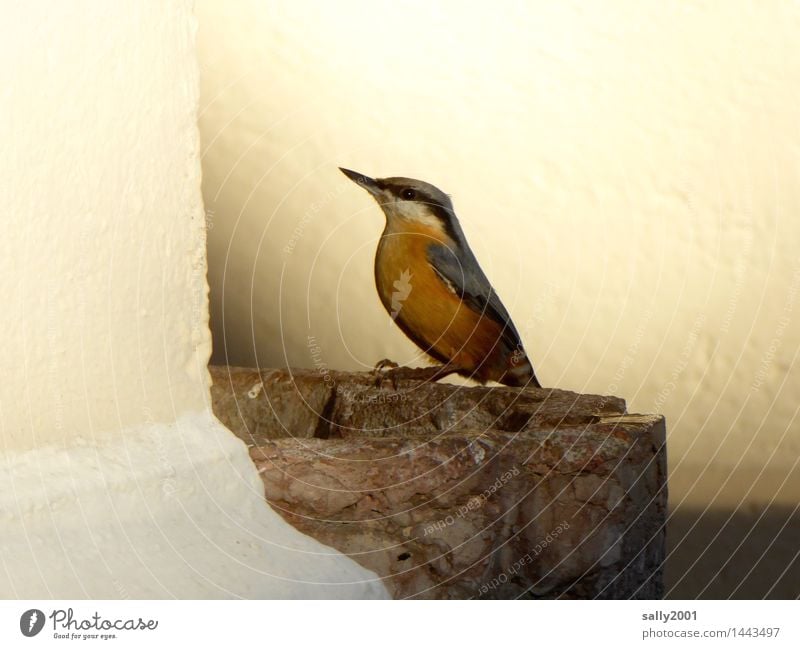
[197, 1, 800, 502]
[0, 0, 385, 598]
[0, 0, 209, 448]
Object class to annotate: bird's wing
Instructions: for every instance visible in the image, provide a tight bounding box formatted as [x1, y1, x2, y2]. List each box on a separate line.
[426, 242, 525, 355]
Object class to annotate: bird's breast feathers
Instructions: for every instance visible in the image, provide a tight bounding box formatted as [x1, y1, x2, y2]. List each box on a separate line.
[374, 224, 508, 370]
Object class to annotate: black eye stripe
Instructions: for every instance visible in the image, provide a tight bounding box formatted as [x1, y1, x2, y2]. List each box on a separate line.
[430, 204, 461, 242]
[401, 188, 416, 200]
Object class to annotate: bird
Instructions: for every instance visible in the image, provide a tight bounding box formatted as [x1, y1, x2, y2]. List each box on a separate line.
[339, 167, 541, 388]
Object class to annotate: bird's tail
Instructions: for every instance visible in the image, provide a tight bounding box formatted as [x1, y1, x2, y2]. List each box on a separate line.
[502, 358, 542, 389]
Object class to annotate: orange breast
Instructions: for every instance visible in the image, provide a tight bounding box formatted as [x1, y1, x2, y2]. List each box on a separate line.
[374, 224, 508, 380]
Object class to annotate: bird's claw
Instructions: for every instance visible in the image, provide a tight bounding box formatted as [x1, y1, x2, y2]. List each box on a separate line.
[372, 358, 400, 388]
[377, 364, 460, 390]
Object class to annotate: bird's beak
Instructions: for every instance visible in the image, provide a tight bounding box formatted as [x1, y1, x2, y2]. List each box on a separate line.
[339, 167, 381, 197]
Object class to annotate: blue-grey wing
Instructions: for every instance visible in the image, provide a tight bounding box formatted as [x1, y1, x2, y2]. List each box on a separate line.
[426, 241, 524, 354]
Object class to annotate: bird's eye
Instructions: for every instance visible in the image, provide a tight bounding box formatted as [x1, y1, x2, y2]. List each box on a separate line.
[401, 188, 416, 200]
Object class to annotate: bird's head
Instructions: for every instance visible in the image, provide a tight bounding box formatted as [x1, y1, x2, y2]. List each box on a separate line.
[339, 167, 458, 241]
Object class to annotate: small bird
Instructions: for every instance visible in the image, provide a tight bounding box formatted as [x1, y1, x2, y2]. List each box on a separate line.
[340, 167, 541, 388]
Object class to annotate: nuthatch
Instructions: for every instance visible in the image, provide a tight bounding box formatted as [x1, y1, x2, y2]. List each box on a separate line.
[340, 168, 541, 388]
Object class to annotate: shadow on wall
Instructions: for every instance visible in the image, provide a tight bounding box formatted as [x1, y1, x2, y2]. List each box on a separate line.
[665, 506, 799, 599]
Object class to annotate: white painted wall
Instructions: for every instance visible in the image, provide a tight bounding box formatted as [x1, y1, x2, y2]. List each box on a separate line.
[197, 0, 800, 503]
[0, 0, 386, 598]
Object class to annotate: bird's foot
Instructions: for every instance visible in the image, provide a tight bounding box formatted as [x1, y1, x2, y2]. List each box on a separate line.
[374, 363, 461, 389]
[372, 358, 400, 387]
[373, 358, 399, 372]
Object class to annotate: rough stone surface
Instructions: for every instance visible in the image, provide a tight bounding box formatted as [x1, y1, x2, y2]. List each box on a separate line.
[210, 365, 667, 599]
